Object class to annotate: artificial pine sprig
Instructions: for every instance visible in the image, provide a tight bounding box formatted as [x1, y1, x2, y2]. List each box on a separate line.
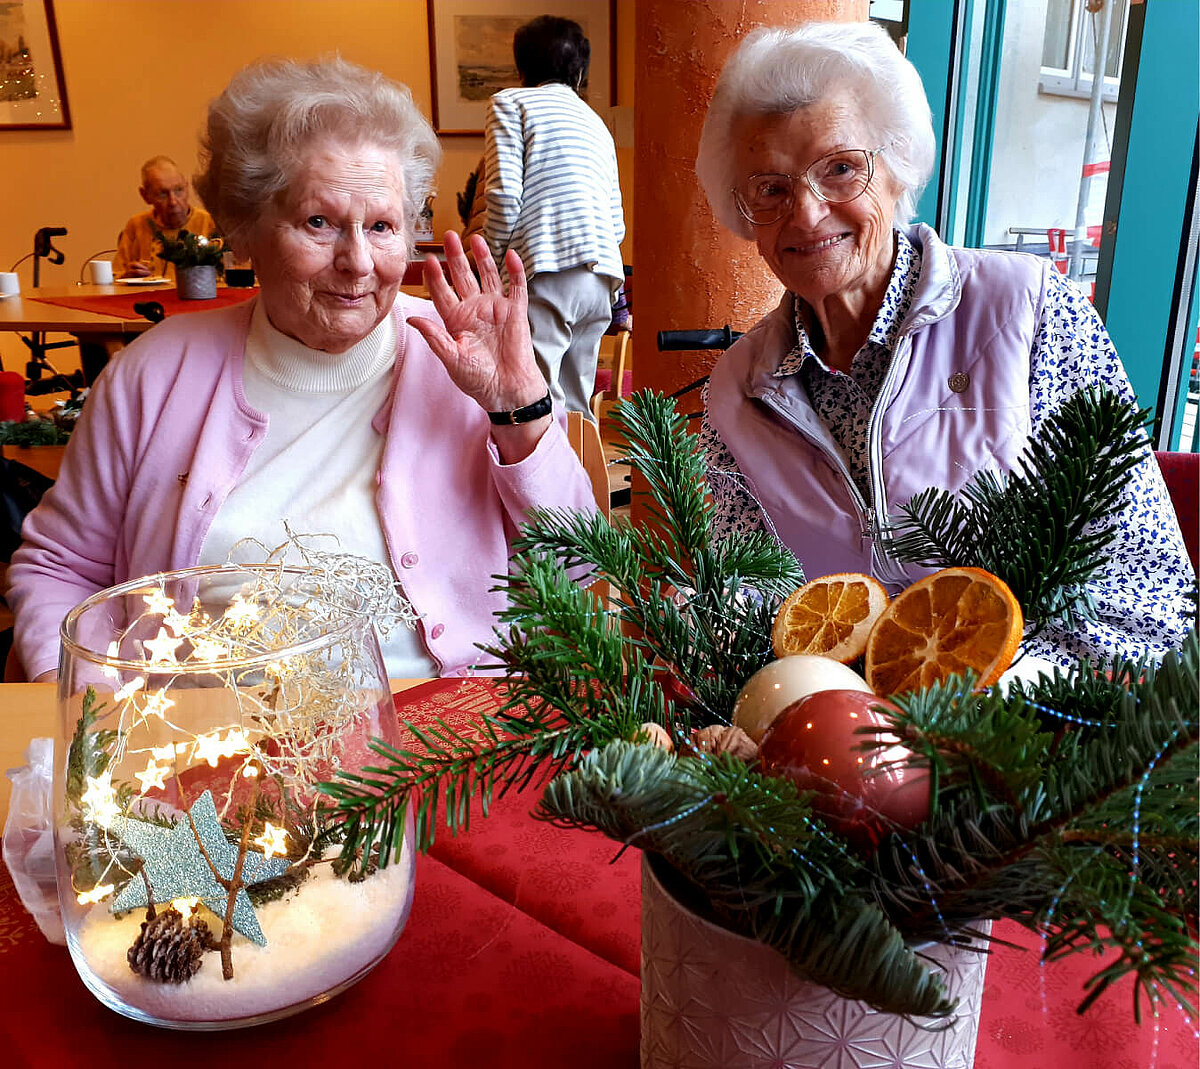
[886, 387, 1148, 631]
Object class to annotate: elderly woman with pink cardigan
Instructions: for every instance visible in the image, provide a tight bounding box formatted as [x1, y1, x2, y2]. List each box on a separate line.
[8, 57, 594, 682]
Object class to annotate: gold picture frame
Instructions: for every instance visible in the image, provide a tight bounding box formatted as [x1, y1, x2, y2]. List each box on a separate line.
[427, 0, 614, 136]
[0, 0, 71, 131]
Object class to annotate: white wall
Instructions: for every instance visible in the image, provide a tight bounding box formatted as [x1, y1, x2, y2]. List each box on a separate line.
[985, 0, 1117, 248]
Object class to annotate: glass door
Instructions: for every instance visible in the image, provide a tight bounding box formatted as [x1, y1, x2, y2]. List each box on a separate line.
[908, 0, 1199, 449]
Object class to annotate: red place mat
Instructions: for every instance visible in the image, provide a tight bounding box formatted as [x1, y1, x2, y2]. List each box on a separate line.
[394, 679, 642, 976]
[394, 680, 1200, 1067]
[0, 857, 640, 1069]
[30, 288, 258, 319]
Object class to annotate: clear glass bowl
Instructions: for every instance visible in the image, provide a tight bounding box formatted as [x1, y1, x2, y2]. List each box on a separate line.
[54, 564, 414, 1030]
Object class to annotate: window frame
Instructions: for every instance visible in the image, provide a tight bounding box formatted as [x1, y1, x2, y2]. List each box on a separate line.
[1038, 0, 1129, 103]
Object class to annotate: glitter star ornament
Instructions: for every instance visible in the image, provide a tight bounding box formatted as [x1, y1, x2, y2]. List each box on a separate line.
[110, 790, 291, 945]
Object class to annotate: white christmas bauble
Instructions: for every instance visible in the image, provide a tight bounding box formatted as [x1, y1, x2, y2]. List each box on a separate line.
[732, 655, 873, 742]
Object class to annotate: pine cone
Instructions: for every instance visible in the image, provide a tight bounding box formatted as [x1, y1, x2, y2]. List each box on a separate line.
[127, 907, 215, 983]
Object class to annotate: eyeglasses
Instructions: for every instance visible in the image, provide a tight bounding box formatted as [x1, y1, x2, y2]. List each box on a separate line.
[732, 148, 886, 226]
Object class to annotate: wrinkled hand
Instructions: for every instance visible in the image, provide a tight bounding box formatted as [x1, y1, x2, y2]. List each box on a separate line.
[123, 260, 153, 279]
[408, 232, 547, 415]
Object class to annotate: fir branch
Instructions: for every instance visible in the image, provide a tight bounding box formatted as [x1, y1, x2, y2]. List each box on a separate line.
[887, 387, 1149, 628]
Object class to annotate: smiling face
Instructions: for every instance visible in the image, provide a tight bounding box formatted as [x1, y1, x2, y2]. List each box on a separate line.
[733, 90, 903, 313]
[244, 140, 409, 353]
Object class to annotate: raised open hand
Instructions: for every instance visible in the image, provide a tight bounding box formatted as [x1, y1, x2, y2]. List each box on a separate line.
[407, 231, 548, 415]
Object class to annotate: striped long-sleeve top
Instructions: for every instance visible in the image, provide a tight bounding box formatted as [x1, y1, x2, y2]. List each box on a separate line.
[483, 83, 625, 287]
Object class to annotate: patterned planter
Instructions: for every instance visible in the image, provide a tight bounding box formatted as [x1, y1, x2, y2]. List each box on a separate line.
[176, 264, 218, 300]
[640, 856, 989, 1069]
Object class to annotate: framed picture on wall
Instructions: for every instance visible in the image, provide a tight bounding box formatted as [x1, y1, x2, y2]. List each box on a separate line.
[0, 0, 71, 130]
[427, 0, 614, 135]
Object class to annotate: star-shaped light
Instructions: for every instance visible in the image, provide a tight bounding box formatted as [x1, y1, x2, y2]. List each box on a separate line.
[253, 823, 289, 858]
[143, 628, 183, 665]
[114, 676, 145, 703]
[110, 790, 290, 945]
[223, 595, 260, 631]
[162, 608, 192, 636]
[80, 771, 122, 828]
[150, 742, 178, 762]
[191, 728, 252, 768]
[190, 636, 228, 662]
[143, 589, 175, 616]
[77, 883, 115, 905]
[141, 690, 176, 720]
[135, 759, 170, 793]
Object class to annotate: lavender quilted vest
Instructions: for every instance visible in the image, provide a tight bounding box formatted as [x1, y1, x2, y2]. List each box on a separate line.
[707, 225, 1053, 590]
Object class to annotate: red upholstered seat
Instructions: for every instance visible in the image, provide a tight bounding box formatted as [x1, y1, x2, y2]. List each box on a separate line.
[592, 367, 633, 399]
[1155, 450, 1199, 571]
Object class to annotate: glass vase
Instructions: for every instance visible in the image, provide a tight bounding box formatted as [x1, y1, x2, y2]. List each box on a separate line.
[54, 564, 414, 1030]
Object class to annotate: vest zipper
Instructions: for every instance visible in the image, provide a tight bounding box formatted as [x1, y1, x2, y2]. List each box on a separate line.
[866, 335, 913, 588]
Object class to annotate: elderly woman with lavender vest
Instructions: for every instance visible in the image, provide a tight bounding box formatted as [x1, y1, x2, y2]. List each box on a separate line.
[7, 57, 595, 682]
[697, 22, 1193, 667]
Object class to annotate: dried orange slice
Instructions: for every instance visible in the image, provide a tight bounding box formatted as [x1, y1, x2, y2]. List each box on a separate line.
[772, 573, 890, 663]
[864, 566, 1023, 696]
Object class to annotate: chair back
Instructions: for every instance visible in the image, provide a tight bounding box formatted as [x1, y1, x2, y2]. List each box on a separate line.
[1155, 450, 1199, 572]
[567, 411, 610, 520]
[591, 329, 631, 422]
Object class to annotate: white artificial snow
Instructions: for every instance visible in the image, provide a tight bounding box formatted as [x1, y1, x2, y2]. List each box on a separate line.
[73, 845, 414, 1024]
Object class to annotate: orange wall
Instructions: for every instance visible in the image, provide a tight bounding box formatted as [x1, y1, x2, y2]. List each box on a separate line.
[0, 0, 635, 368]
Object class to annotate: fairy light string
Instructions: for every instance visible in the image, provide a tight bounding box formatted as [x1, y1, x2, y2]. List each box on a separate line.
[69, 546, 416, 963]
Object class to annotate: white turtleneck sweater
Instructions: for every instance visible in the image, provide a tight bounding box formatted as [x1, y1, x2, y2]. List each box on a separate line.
[197, 300, 437, 678]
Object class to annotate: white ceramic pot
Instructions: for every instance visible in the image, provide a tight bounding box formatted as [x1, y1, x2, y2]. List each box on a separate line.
[176, 264, 218, 300]
[640, 855, 989, 1069]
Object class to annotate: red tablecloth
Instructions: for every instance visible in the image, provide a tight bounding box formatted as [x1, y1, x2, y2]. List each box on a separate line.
[29, 288, 258, 319]
[0, 678, 1194, 1068]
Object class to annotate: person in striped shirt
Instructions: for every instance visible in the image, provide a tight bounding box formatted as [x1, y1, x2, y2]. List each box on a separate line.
[483, 15, 626, 418]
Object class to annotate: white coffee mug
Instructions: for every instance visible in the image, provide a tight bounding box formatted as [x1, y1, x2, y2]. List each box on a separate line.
[0, 271, 19, 296]
[87, 259, 114, 285]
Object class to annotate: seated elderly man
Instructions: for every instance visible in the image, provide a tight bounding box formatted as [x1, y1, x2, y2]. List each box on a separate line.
[111, 155, 217, 279]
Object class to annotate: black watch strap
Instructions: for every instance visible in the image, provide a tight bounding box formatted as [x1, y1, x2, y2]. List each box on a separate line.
[487, 391, 553, 425]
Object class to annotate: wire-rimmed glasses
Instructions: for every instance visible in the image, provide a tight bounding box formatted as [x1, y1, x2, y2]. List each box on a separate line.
[733, 147, 886, 226]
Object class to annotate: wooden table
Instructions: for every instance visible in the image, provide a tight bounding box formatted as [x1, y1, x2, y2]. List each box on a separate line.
[0, 284, 165, 340]
[0, 283, 169, 385]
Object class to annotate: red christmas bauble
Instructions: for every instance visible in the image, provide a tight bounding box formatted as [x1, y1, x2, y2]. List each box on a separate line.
[759, 689, 931, 847]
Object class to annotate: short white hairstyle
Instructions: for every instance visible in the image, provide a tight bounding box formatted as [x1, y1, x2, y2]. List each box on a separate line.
[696, 22, 936, 237]
[195, 56, 441, 254]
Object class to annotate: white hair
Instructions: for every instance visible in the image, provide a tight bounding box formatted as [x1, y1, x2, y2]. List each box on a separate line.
[696, 22, 936, 237]
[195, 56, 441, 254]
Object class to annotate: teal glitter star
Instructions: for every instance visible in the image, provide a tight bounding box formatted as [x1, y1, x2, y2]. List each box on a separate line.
[110, 790, 291, 945]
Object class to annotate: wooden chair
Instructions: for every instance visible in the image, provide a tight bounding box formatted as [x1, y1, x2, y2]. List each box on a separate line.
[567, 411, 610, 520]
[591, 329, 632, 424]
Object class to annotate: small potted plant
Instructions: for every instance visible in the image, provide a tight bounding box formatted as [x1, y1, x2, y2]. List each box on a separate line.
[155, 229, 224, 300]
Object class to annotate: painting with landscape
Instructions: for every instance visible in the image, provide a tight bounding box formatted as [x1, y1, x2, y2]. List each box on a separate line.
[0, 0, 69, 129]
[428, 0, 612, 134]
